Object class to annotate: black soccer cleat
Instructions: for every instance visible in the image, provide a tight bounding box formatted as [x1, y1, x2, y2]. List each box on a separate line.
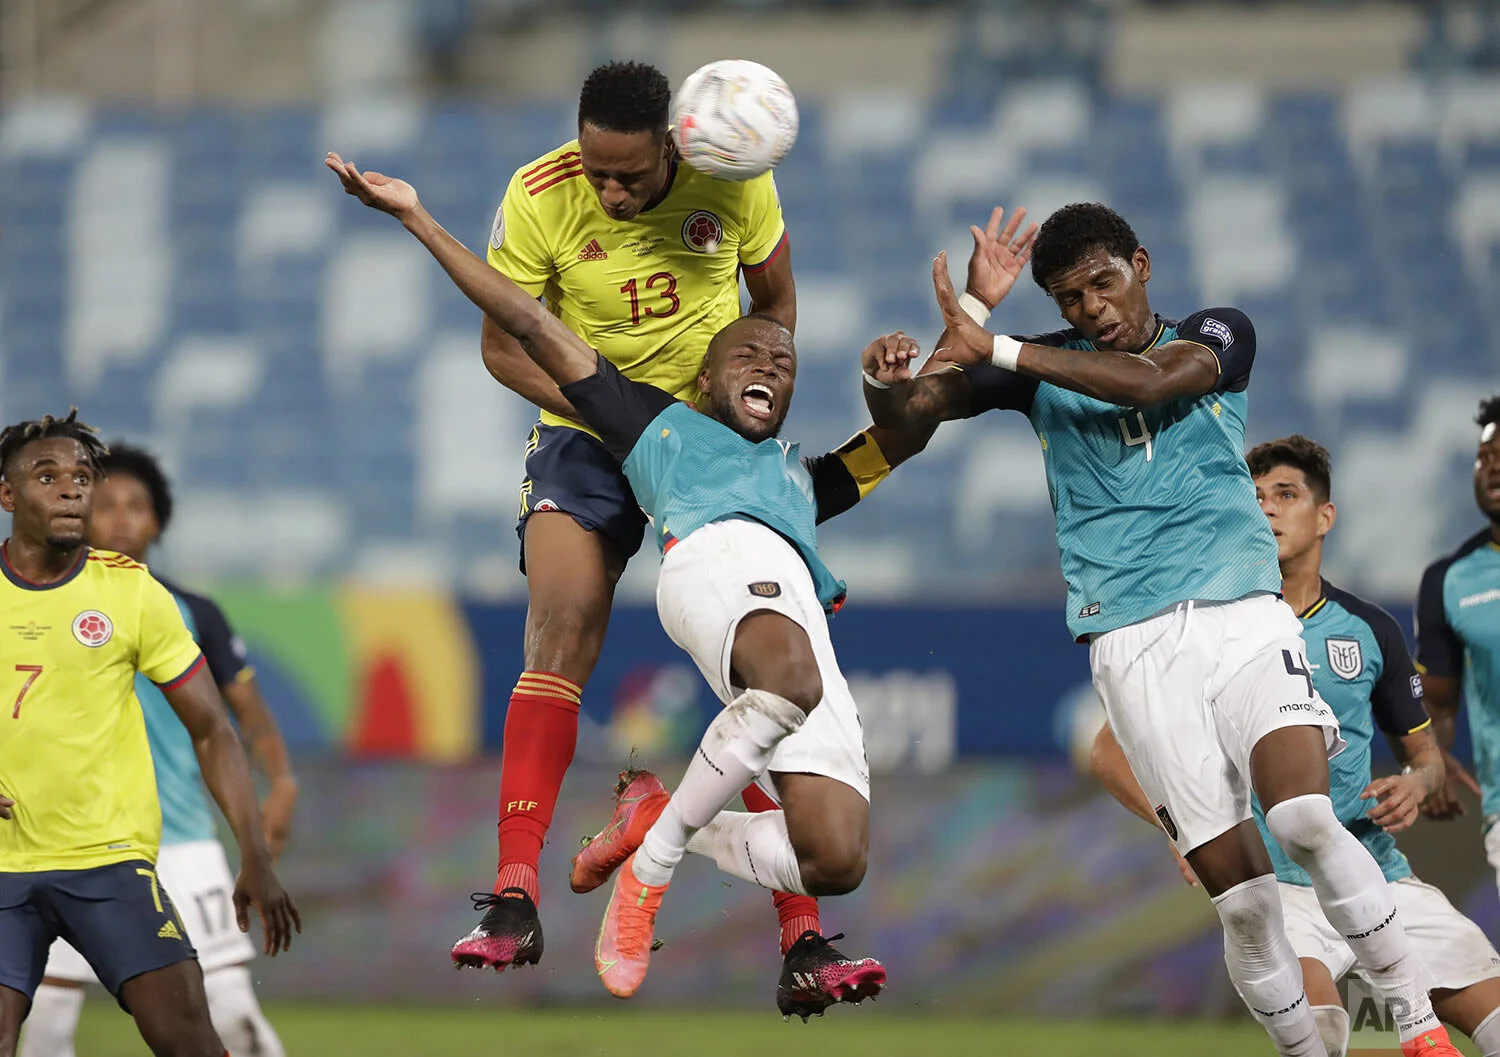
[776, 931, 887, 1021]
[450, 888, 544, 971]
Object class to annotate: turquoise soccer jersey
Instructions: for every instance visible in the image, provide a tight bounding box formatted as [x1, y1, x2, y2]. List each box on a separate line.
[960, 309, 1282, 639]
[1417, 530, 1500, 817]
[558, 355, 870, 613]
[1250, 581, 1430, 886]
[143, 578, 253, 846]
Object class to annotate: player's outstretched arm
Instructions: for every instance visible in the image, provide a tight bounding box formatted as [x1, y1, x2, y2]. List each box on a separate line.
[1090, 723, 1199, 888]
[223, 676, 298, 860]
[163, 667, 301, 953]
[325, 153, 598, 386]
[929, 253, 1220, 406]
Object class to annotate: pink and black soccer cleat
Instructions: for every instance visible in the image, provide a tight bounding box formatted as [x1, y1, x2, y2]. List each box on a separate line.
[570, 769, 669, 894]
[450, 888, 543, 971]
[776, 931, 887, 1021]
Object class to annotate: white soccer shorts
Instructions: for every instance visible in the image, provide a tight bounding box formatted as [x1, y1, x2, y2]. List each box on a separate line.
[655, 517, 871, 802]
[1281, 877, 1500, 992]
[1090, 592, 1345, 854]
[44, 839, 256, 983]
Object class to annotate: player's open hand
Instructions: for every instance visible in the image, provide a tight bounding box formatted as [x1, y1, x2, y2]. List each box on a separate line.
[325, 152, 419, 218]
[234, 858, 302, 955]
[862, 332, 921, 385]
[0, 795, 13, 820]
[1420, 751, 1480, 820]
[1362, 773, 1424, 833]
[965, 206, 1038, 312]
[930, 252, 996, 366]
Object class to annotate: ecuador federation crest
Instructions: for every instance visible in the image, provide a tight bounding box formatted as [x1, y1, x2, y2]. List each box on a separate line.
[1325, 637, 1363, 681]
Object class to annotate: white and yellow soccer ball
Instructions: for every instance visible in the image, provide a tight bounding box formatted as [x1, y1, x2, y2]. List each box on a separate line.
[671, 60, 799, 182]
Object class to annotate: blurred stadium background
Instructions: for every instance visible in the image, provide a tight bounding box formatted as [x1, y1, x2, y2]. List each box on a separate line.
[3, 0, 1500, 1053]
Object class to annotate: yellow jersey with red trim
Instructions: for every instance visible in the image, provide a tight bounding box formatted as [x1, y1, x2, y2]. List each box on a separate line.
[0, 545, 204, 872]
[487, 141, 788, 433]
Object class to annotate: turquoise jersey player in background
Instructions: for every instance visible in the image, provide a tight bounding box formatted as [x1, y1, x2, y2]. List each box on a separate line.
[327, 154, 940, 1013]
[1093, 434, 1500, 1057]
[19, 444, 299, 1057]
[866, 203, 1462, 1056]
[1417, 395, 1500, 890]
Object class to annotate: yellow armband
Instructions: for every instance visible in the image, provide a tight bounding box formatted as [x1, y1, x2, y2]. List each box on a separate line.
[833, 429, 893, 500]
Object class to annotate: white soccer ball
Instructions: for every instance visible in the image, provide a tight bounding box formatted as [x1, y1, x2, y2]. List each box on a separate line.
[671, 60, 799, 182]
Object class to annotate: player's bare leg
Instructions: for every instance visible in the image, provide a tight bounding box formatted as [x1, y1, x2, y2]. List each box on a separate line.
[453, 512, 619, 971]
[0, 985, 28, 1057]
[1434, 978, 1500, 1056]
[1253, 725, 1459, 1056]
[120, 961, 225, 1057]
[596, 611, 817, 997]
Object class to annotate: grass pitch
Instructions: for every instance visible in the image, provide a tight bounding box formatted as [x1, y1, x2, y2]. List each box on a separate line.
[69, 1003, 1485, 1056]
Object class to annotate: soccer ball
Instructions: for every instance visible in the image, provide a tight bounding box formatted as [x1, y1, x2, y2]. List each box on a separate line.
[671, 60, 799, 182]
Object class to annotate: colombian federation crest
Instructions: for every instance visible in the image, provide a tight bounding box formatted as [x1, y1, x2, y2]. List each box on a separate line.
[682, 210, 723, 253]
[1325, 637, 1363, 680]
[72, 610, 113, 648]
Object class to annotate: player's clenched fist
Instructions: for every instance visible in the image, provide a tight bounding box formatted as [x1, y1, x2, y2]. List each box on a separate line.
[325, 152, 420, 219]
[235, 858, 302, 955]
[861, 332, 921, 386]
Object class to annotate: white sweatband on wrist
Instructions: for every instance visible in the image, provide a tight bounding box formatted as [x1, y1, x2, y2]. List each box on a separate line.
[861, 370, 890, 390]
[991, 334, 1022, 371]
[959, 292, 992, 326]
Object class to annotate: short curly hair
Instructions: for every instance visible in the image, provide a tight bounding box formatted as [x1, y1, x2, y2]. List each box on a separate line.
[578, 61, 671, 136]
[100, 441, 173, 533]
[1030, 203, 1141, 291]
[1245, 434, 1332, 504]
[1478, 394, 1500, 431]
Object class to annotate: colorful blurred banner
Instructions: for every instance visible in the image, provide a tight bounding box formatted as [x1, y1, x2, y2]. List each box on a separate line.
[242, 759, 1498, 1012]
[215, 591, 1458, 766]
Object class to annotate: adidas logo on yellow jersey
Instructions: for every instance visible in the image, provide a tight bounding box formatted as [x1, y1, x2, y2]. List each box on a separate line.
[577, 239, 608, 261]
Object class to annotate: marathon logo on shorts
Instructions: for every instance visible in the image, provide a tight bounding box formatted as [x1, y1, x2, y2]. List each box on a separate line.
[72, 610, 113, 648]
[1200, 317, 1233, 349]
[1325, 637, 1363, 680]
[1278, 701, 1330, 716]
[1155, 805, 1178, 842]
[748, 581, 781, 598]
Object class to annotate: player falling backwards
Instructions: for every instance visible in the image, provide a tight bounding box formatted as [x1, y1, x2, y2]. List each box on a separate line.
[456, 60, 883, 1014]
[864, 202, 1461, 1057]
[1092, 434, 1500, 1057]
[326, 152, 929, 1010]
[1416, 395, 1500, 890]
[18, 443, 298, 1057]
[0, 412, 299, 1057]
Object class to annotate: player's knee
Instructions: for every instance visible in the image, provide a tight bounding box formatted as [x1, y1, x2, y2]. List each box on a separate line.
[771, 651, 823, 715]
[1264, 793, 1340, 863]
[799, 833, 868, 897]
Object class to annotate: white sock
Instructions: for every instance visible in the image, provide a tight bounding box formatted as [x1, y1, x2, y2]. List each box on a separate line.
[17, 983, 83, 1057]
[1266, 794, 1439, 1043]
[1471, 1005, 1500, 1057]
[204, 964, 285, 1057]
[1311, 1005, 1349, 1057]
[683, 809, 808, 894]
[634, 690, 805, 886]
[1212, 875, 1327, 1056]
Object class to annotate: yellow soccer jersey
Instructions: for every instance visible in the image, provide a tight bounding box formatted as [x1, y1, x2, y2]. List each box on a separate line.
[0, 546, 204, 872]
[487, 142, 788, 431]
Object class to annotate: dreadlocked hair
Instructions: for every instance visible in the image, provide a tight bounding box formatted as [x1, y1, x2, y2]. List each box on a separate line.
[1478, 394, 1500, 430]
[578, 61, 671, 136]
[0, 408, 109, 480]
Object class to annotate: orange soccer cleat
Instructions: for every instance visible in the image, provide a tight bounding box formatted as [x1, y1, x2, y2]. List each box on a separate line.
[594, 853, 668, 999]
[570, 769, 669, 893]
[1401, 1025, 1463, 1057]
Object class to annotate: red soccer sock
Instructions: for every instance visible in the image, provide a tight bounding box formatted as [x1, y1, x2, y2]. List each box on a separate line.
[494, 671, 582, 902]
[742, 782, 821, 955]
